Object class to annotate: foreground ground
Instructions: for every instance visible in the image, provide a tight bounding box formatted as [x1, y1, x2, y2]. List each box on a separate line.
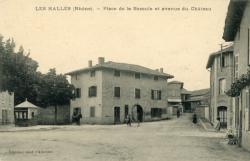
[0, 114, 250, 161]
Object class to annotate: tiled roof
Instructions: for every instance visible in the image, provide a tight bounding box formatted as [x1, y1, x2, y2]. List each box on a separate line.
[190, 88, 210, 97]
[65, 61, 174, 79]
[181, 88, 191, 94]
[168, 81, 183, 84]
[223, 0, 247, 41]
[206, 45, 234, 69]
[15, 99, 38, 108]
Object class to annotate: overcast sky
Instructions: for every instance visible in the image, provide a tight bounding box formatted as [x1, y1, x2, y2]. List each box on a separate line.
[0, 0, 230, 90]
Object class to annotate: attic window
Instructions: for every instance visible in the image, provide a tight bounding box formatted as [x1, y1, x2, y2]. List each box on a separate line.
[90, 70, 95, 77]
[135, 73, 140, 79]
[222, 54, 226, 67]
[114, 70, 120, 77]
[154, 76, 159, 81]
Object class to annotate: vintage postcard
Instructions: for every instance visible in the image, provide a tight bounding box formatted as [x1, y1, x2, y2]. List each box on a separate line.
[0, 0, 250, 161]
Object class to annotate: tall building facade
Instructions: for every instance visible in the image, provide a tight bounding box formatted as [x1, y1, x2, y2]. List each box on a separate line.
[66, 57, 173, 124]
[223, 0, 250, 151]
[206, 46, 234, 128]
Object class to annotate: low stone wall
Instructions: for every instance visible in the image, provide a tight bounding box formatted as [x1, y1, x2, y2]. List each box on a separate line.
[37, 105, 70, 125]
[195, 106, 209, 119]
[15, 118, 38, 127]
[242, 131, 250, 152]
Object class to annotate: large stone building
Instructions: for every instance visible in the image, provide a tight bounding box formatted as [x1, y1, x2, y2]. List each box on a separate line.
[206, 45, 234, 128]
[223, 0, 250, 151]
[0, 91, 14, 125]
[66, 57, 173, 124]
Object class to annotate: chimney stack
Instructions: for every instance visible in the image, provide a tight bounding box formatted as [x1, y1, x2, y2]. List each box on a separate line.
[160, 68, 163, 73]
[88, 60, 92, 67]
[98, 57, 105, 65]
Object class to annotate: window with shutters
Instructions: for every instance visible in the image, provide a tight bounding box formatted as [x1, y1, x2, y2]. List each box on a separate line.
[114, 87, 120, 97]
[114, 70, 120, 77]
[135, 73, 140, 79]
[235, 55, 239, 78]
[248, 28, 250, 65]
[88, 86, 97, 97]
[76, 88, 81, 98]
[151, 90, 161, 100]
[90, 70, 95, 77]
[219, 78, 226, 95]
[90, 107, 95, 117]
[135, 88, 140, 99]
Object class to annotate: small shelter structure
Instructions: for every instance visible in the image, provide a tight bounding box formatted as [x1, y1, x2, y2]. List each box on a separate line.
[14, 99, 39, 126]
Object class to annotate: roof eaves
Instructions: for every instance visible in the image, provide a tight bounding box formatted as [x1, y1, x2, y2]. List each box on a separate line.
[223, 0, 247, 41]
[206, 45, 234, 69]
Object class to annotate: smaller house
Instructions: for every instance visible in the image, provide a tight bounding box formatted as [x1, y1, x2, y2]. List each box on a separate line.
[167, 81, 191, 115]
[185, 89, 210, 120]
[14, 99, 39, 126]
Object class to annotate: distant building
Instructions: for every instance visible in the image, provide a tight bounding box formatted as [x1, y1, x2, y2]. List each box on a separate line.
[167, 81, 191, 114]
[223, 0, 250, 151]
[185, 89, 210, 120]
[66, 57, 174, 124]
[206, 45, 234, 128]
[0, 91, 14, 125]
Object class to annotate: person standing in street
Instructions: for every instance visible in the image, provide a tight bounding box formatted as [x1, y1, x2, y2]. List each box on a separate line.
[76, 112, 82, 125]
[192, 113, 197, 124]
[215, 117, 221, 131]
[177, 108, 180, 118]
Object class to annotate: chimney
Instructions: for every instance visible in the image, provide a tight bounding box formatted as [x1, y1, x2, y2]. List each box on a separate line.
[160, 68, 163, 73]
[88, 60, 92, 67]
[98, 57, 105, 65]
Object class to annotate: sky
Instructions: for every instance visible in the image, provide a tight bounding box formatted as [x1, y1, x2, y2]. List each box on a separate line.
[0, 0, 230, 90]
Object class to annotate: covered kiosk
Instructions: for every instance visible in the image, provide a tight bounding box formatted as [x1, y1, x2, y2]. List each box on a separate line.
[14, 99, 39, 126]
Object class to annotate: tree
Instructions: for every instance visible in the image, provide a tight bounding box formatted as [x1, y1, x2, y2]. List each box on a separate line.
[36, 68, 75, 124]
[0, 35, 75, 110]
[0, 36, 39, 104]
[37, 68, 75, 107]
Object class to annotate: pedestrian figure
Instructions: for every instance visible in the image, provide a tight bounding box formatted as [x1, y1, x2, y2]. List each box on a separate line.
[137, 113, 141, 127]
[215, 117, 221, 131]
[76, 113, 82, 125]
[72, 111, 77, 124]
[126, 114, 131, 126]
[192, 113, 197, 124]
[177, 109, 180, 118]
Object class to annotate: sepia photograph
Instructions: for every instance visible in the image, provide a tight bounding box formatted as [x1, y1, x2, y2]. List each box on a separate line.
[0, 0, 250, 160]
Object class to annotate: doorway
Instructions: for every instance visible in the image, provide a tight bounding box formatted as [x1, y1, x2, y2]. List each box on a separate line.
[132, 104, 143, 122]
[218, 106, 227, 128]
[114, 107, 120, 124]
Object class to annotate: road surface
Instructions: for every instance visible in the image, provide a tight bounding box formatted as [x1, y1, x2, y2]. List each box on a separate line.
[0, 113, 249, 161]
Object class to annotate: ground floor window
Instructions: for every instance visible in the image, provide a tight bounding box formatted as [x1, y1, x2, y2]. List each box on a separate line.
[151, 108, 162, 118]
[90, 107, 95, 117]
